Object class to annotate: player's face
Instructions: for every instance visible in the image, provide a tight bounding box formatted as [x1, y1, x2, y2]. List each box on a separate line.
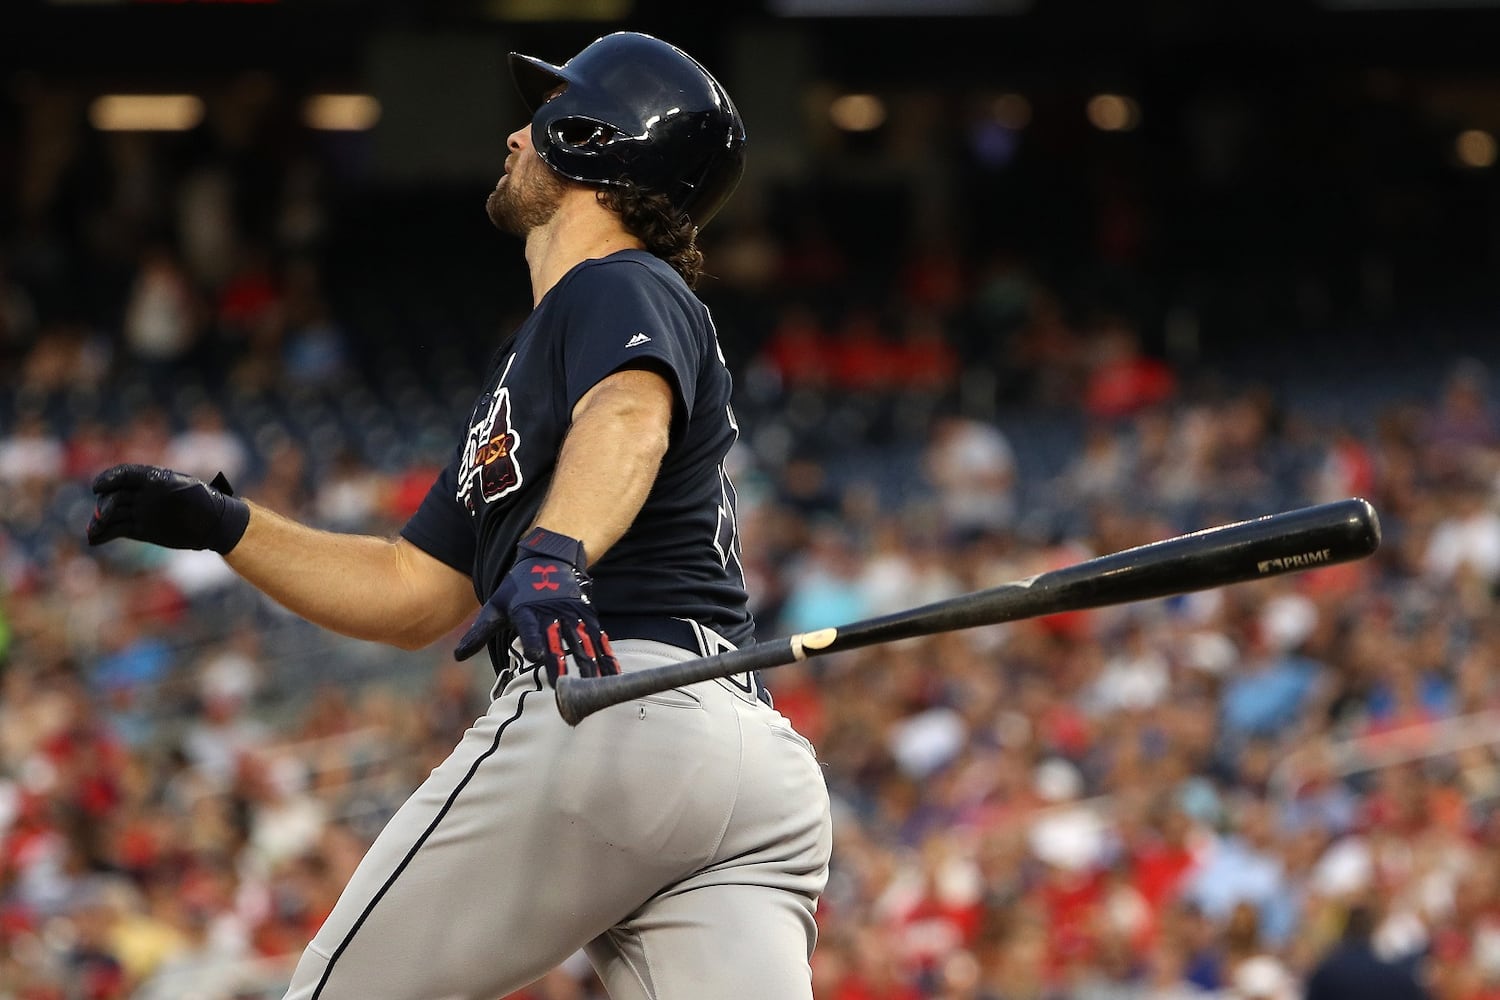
[486, 122, 568, 237]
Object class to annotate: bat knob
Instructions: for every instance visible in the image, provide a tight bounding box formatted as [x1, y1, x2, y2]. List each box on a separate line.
[1344, 497, 1382, 555]
[554, 675, 585, 726]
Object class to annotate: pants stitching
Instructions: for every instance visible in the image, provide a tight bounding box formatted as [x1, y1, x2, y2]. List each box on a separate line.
[701, 696, 744, 864]
[309, 669, 544, 997]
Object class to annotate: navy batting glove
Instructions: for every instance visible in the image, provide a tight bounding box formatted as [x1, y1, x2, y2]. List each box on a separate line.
[87, 464, 250, 554]
[454, 527, 621, 683]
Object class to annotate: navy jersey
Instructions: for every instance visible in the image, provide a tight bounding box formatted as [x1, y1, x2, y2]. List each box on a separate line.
[401, 250, 753, 666]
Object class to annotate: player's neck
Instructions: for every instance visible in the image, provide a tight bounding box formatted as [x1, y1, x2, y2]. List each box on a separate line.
[524, 195, 644, 307]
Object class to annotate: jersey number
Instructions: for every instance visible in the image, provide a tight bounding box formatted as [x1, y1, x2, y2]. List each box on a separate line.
[712, 404, 746, 587]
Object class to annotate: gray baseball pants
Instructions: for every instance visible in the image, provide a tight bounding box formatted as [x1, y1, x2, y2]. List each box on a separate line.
[281, 635, 833, 1000]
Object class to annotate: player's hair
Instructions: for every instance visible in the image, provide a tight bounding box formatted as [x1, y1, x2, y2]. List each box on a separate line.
[596, 185, 704, 288]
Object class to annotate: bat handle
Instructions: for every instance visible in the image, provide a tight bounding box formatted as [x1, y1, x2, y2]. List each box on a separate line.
[555, 639, 800, 725]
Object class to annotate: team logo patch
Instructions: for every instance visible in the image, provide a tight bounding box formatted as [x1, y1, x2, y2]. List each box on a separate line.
[457, 385, 523, 511]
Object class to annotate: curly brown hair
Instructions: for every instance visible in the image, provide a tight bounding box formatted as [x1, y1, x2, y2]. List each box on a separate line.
[595, 186, 704, 288]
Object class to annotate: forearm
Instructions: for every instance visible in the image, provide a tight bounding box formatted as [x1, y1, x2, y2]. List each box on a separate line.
[533, 380, 670, 564]
[226, 503, 474, 649]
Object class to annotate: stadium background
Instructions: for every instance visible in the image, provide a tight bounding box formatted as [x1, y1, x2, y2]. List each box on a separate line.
[4, 0, 1500, 997]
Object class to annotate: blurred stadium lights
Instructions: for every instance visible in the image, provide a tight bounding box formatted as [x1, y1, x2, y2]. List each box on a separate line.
[1086, 93, 1140, 132]
[989, 92, 1031, 129]
[1455, 128, 1498, 167]
[303, 94, 382, 131]
[88, 93, 204, 131]
[829, 93, 886, 132]
[480, 0, 632, 18]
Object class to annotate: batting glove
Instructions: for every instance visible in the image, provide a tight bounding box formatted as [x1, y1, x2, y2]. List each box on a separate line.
[454, 527, 622, 683]
[87, 464, 251, 554]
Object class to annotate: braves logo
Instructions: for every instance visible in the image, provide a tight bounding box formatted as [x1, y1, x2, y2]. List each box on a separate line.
[457, 378, 524, 512]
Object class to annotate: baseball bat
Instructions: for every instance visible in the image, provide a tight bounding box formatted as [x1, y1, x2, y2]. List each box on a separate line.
[555, 497, 1381, 726]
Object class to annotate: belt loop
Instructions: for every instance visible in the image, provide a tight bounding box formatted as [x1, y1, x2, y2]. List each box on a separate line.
[687, 619, 773, 709]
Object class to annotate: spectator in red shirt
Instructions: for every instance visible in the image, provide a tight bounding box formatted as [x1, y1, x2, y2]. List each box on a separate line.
[1081, 318, 1175, 422]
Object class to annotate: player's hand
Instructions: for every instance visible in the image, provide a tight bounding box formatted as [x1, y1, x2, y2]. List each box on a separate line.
[454, 527, 621, 683]
[87, 464, 251, 554]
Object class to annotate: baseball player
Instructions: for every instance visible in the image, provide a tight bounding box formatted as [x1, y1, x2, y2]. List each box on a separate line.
[86, 31, 833, 1000]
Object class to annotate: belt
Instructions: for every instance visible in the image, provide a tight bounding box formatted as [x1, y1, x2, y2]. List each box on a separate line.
[604, 616, 772, 708]
[503, 616, 772, 708]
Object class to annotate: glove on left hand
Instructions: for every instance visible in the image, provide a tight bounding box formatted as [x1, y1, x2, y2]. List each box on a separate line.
[453, 527, 621, 683]
[87, 464, 250, 554]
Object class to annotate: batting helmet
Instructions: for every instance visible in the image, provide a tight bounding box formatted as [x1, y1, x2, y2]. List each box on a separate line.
[508, 32, 746, 228]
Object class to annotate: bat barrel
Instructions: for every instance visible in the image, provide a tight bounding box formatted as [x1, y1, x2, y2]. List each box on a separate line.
[555, 498, 1381, 725]
[1038, 496, 1381, 611]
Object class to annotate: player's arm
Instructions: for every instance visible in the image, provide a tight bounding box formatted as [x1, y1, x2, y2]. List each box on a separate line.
[450, 365, 671, 673]
[87, 464, 477, 651]
[226, 509, 477, 650]
[532, 364, 674, 562]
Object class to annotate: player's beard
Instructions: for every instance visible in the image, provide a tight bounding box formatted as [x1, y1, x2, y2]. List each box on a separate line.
[486, 160, 568, 237]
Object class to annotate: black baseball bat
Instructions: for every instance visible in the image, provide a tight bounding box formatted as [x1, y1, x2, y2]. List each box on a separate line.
[555, 498, 1381, 726]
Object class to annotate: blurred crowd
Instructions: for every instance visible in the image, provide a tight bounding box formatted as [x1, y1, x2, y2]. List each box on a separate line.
[5, 69, 1500, 1000]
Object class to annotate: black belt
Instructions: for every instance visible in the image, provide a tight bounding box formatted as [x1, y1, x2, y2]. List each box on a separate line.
[597, 615, 732, 651]
[600, 616, 773, 708]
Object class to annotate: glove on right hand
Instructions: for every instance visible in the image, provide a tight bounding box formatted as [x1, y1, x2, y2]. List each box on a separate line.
[453, 527, 621, 684]
[87, 464, 251, 554]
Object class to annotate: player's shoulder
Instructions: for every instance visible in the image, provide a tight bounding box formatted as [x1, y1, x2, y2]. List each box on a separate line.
[563, 250, 694, 300]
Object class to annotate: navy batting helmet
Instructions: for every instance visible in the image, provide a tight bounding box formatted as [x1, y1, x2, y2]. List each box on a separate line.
[508, 32, 746, 228]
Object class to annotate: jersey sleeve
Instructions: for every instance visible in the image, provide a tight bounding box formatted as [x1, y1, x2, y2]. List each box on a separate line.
[557, 260, 702, 414]
[399, 453, 475, 576]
